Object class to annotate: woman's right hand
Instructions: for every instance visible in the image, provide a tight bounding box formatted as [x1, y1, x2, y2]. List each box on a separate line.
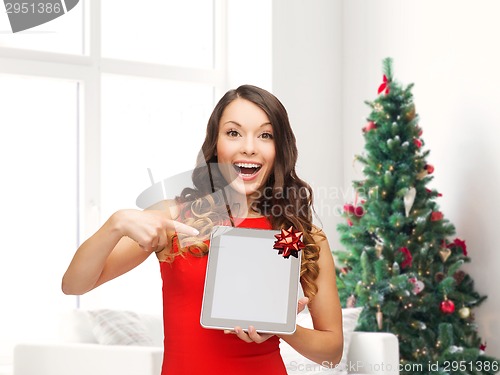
[62, 203, 199, 295]
[113, 208, 199, 253]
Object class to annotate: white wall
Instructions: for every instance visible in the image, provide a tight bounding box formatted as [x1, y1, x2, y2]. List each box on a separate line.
[274, 0, 500, 356]
[272, 0, 344, 242]
[227, 0, 272, 91]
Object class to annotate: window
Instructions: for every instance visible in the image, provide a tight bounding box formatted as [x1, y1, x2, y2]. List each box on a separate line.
[101, 0, 214, 68]
[0, 1, 86, 54]
[0, 74, 79, 370]
[85, 75, 214, 312]
[0, 0, 226, 371]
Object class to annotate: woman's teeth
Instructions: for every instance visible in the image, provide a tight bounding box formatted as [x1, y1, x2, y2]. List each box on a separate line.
[234, 163, 262, 176]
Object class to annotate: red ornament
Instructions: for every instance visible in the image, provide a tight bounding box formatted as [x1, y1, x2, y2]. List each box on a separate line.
[354, 206, 365, 217]
[440, 298, 455, 314]
[398, 247, 413, 269]
[480, 342, 487, 351]
[378, 75, 390, 95]
[413, 139, 422, 148]
[343, 204, 355, 215]
[273, 226, 306, 259]
[363, 121, 377, 133]
[417, 165, 434, 180]
[344, 203, 365, 219]
[448, 238, 467, 256]
[431, 211, 443, 221]
[425, 164, 435, 174]
[344, 204, 354, 226]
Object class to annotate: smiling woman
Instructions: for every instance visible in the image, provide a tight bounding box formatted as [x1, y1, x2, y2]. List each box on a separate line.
[62, 85, 344, 374]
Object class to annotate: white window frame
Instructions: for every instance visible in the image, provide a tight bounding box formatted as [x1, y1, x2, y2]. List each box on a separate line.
[0, 0, 228, 259]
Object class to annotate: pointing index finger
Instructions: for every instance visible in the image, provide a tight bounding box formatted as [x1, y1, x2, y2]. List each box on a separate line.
[172, 220, 199, 237]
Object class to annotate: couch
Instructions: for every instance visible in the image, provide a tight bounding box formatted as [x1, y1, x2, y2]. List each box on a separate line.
[14, 308, 399, 375]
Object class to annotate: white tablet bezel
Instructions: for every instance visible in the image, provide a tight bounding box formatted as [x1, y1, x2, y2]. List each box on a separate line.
[200, 226, 302, 335]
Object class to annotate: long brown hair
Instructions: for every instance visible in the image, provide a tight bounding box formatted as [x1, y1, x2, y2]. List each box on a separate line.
[172, 85, 323, 300]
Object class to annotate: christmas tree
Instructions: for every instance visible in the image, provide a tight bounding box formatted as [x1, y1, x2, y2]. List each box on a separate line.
[335, 58, 499, 375]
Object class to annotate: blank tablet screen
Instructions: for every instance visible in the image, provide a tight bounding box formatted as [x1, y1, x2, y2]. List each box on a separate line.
[201, 227, 301, 334]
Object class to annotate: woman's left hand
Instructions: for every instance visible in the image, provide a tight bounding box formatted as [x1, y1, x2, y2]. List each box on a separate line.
[225, 296, 309, 343]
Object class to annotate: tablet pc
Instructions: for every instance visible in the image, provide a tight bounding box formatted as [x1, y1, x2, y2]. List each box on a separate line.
[200, 226, 302, 335]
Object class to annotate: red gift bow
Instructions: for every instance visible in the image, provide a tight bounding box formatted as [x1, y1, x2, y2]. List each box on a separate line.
[378, 75, 390, 95]
[273, 226, 305, 259]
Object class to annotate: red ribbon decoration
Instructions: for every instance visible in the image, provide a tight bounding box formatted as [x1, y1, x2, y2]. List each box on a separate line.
[378, 75, 390, 95]
[398, 247, 413, 268]
[448, 238, 467, 256]
[273, 226, 305, 259]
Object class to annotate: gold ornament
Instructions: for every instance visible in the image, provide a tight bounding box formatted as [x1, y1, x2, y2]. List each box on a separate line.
[439, 248, 451, 262]
[405, 104, 416, 121]
[347, 295, 357, 308]
[374, 102, 383, 113]
[375, 244, 383, 257]
[376, 306, 383, 330]
[417, 169, 428, 180]
[459, 307, 471, 319]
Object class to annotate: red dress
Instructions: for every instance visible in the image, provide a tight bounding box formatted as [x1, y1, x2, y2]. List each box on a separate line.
[159, 216, 287, 375]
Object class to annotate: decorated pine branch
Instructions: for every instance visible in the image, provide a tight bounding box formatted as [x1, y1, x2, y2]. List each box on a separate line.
[335, 57, 499, 375]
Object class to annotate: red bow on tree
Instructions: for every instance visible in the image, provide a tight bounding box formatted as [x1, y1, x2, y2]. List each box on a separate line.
[448, 238, 467, 256]
[273, 226, 305, 259]
[398, 247, 413, 268]
[378, 75, 390, 95]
